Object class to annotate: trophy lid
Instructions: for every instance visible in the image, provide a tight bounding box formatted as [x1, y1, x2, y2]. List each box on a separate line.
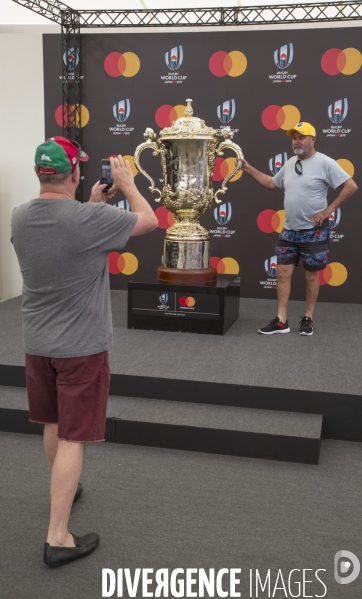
[158, 99, 217, 141]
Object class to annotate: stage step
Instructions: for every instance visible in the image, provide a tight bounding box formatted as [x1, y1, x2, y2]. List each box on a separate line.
[0, 386, 322, 464]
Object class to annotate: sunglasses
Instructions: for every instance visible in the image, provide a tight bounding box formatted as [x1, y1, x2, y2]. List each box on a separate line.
[70, 140, 82, 172]
[295, 160, 302, 176]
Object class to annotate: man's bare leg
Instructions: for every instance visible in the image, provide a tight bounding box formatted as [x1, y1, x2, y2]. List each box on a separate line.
[304, 269, 320, 318]
[46, 440, 85, 547]
[44, 423, 58, 472]
[277, 264, 294, 323]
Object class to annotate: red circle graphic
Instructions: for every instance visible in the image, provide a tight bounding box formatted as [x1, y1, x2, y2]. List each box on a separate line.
[320, 48, 344, 75]
[104, 52, 123, 77]
[257, 210, 278, 233]
[155, 105, 175, 129]
[261, 105, 281, 131]
[155, 206, 175, 229]
[209, 51, 230, 77]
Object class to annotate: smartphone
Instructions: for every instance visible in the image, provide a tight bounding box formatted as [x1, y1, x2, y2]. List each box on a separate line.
[100, 159, 114, 191]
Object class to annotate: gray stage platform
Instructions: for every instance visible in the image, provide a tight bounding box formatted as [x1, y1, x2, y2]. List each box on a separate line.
[0, 292, 361, 456]
[0, 291, 361, 396]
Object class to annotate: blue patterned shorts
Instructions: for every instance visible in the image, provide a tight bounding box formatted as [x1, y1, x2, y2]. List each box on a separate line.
[276, 223, 330, 271]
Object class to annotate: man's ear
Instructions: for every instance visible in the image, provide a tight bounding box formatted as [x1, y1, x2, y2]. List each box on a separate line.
[72, 166, 80, 183]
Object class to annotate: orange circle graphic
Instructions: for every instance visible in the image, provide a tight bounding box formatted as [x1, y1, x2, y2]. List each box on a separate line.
[211, 256, 239, 275]
[336, 159, 354, 177]
[117, 254, 126, 273]
[122, 155, 138, 176]
[117, 53, 127, 75]
[108, 252, 138, 275]
[227, 51, 248, 77]
[122, 52, 140, 77]
[320, 262, 347, 286]
[121, 252, 138, 275]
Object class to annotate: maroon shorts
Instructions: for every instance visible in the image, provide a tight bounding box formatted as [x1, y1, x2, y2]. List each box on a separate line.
[25, 351, 110, 442]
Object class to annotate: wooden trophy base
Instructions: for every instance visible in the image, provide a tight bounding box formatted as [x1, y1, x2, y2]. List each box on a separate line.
[157, 265, 217, 284]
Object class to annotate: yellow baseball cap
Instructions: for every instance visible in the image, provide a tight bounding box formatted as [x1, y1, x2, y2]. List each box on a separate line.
[287, 122, 316, 137]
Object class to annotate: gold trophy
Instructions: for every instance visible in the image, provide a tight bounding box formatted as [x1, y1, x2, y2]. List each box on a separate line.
[134, 99, 244, 283]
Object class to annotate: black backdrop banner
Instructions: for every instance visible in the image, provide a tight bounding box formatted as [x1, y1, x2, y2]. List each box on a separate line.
[43, 29, 361, 303]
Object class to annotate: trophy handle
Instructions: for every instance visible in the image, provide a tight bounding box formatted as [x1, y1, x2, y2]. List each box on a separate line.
[214, 127, 244, 205]
[134, 128, 163, 203]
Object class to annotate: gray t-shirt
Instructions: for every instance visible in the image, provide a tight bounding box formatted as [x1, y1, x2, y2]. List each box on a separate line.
[11, 199, 137, 358]
[272, 152, 350, 230]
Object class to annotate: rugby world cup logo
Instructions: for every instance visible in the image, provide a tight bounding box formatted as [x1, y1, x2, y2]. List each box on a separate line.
[113, 99, 130, 123]
[159, 293, 168, 304]
[217, 100, 235, 124]
[265, 255, 277, 277]
[269, 152, 288, 175]
[214, 202, 232, 225]
[328, 208, 341, 229]
[63, 47, 80, 70]
[328, 98, 348, 124]
[165, 46, 183, 70]
[274, 43, 293, 69]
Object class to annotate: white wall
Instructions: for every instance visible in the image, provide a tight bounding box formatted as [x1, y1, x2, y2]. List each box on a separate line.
[0, 34, 45, 300]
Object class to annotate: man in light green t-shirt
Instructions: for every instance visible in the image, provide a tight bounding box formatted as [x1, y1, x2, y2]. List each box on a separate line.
[242, 122, 357, 336]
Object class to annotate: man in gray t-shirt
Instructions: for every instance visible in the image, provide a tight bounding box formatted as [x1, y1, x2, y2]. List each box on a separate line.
[11, 136, 158, 566]
[242, 122, 357, 336]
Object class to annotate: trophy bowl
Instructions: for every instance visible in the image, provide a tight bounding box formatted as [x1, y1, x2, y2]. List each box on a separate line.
[134, 99, 244, 283]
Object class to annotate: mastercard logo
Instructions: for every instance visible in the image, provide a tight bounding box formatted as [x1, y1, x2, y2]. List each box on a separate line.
[212, 157, 243, 182]
[321, 48, 362, 75]
[336, 158, 355, 177]
[262, 105, 301, 131]
[55, 104, 90, 128]
[155, 104, 186, 129]
[155, 206, 175, 229]
[179, 296, 195, 307]
[211, 256, 239, 275]
[209, 51, 247, 77]
[104, 52, 140, 77]
[257, 209, 285, 233]
[107, 155, 138, 177]
[319, 262, 347, 286]
[108, 252, 138, 275]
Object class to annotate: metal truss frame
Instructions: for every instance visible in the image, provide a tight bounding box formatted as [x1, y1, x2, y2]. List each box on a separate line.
[74, 2, 362, 27]
[11, 1, 71, 24]
[61, 10, 82, 199]
[11, 1, 362, 27]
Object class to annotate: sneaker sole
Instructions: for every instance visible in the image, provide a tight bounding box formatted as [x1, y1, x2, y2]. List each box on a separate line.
[299, 331, 313, 336]
[258, 328, 290, 335]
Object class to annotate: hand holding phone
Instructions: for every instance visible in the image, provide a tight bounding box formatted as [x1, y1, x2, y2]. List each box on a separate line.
[100, 159, 114, 191]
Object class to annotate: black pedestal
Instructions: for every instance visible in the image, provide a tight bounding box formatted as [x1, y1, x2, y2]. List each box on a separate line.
[127, 273, 240, 335]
